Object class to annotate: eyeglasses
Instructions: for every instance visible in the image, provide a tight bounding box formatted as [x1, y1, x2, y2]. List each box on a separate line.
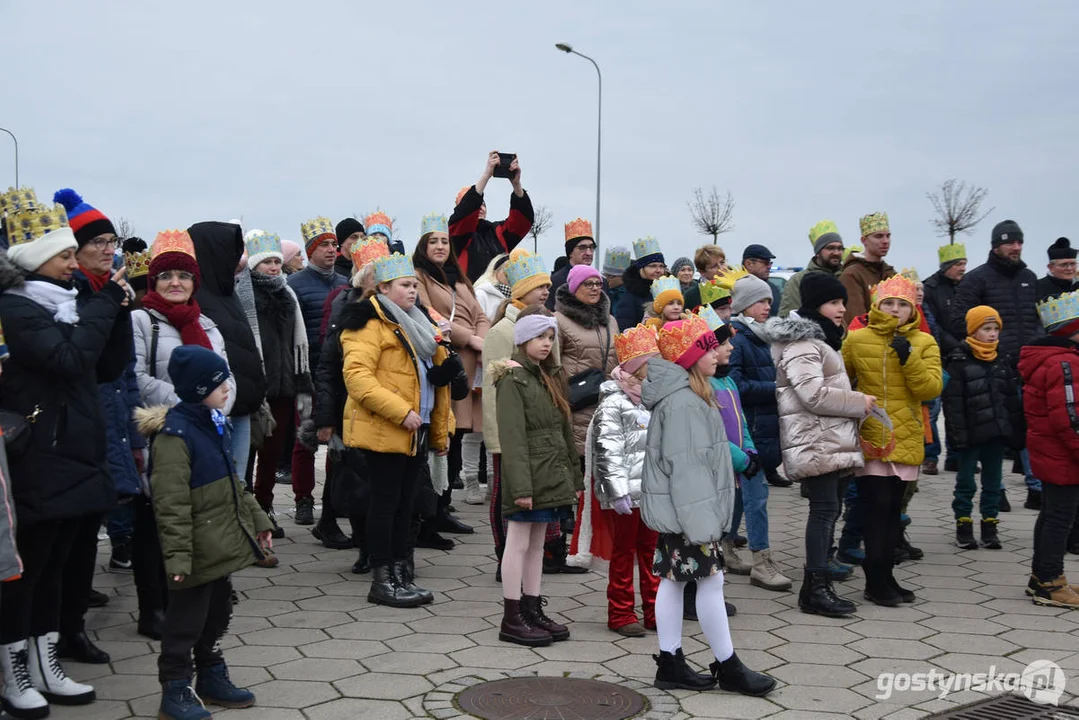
[157, 271, 194, 283]
[1052, 261, 1077, 270]
[88, 237, 118, 250]
[645, 262, 666, 272]
[579, 280, 603, 289]
[747, 258, 773, 267]
[575, 243, 596, 252]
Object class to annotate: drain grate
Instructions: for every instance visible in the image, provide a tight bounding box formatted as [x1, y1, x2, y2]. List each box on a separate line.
[928, 694, 1079, 719]
[456, 677, 647, 720]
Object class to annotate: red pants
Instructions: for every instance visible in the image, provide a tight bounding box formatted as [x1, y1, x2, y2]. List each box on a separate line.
[604, 507, 659, 630]
[253, 398, 315, 508]
[290, 410, 316, 502]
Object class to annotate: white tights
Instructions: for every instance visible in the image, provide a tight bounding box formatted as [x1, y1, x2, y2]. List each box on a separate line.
[461, 432, 492, 482]
[502, 521, 546, 601]
[655, 574, 734, 662]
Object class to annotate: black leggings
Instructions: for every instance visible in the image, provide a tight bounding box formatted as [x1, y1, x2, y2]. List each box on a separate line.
[1033, 483, 1079, 582]
[856, 475, 905, 577]
[132, 495, 169, 616]
[0, 518, 79, 643]
[365, 450, 421, 566]
[60, 514, 102, 635]
[803, 473, 849, 572]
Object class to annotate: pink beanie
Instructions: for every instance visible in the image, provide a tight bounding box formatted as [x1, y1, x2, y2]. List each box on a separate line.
[567, 264, 603, 294]
[282, 240, 302, 265]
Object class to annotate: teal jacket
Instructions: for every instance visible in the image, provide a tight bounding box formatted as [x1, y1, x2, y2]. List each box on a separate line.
[710, 375, 757, 474]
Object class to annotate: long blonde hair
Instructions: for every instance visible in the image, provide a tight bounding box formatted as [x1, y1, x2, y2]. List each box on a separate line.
[688, 366, 715, 407]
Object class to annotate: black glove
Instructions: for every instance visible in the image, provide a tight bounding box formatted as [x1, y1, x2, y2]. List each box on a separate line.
[890, 337, 912, 365]
[743, 453, 760, 480]
[427, 349, 471, 401]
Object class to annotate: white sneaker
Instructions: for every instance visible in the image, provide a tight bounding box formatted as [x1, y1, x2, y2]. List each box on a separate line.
[463, 476, 485, 505]
[28, 632, 95, 705]
[1, 640, 49, 718]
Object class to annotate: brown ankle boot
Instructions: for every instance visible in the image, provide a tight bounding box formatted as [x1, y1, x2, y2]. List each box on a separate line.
[499, 598, 552, 647]
[521, 595, 569, 641]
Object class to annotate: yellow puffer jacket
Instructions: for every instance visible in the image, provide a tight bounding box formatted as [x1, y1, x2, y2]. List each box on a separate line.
[339, 296, 453, 456]
[841, 306, 942, 466]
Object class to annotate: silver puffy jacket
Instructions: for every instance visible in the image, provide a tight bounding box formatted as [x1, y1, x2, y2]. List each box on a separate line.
[589, 380, 649, 509]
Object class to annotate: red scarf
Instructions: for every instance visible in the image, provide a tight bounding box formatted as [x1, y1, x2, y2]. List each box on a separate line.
[78, 265, 111, 293]
[140, 291, 213, 350]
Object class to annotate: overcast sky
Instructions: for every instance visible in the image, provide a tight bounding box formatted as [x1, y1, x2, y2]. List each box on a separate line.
[5, 1, 1077, 277]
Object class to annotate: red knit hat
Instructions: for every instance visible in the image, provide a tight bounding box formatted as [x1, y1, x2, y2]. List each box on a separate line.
[148, 230, 201, 291]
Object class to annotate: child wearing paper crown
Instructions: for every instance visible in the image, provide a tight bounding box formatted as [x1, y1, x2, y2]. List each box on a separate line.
[640, 314, 775, 696]
[644, 275, 686, 331]
[943, 306, 1024, 552]
[491, 306, 582, 647]
[587, 324, 662, 637]
[1018, 290, 1079, 608]
[840, 274, 942, 607]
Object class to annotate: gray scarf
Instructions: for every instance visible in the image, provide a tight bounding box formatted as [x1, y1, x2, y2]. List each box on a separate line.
[378, 294, 437, 361]
[234, 270, 264, 370]
[309, 263, 337, 280]
[731, 313, 763, 339]
[250, 270, 311, 376]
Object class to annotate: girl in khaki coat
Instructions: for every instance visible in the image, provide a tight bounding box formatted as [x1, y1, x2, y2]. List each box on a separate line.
[413, 214, 491, 507]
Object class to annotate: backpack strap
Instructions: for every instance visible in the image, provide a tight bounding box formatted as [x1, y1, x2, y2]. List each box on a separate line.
[149, 315, 160, 380]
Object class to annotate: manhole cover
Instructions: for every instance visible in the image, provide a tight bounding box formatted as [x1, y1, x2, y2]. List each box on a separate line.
[928, 694, 1078, 719]
[456, 677, 647, 720]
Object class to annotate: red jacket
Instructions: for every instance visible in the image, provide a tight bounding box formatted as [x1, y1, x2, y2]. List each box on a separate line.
[1019, 338, 1079, 486]
[449, 186, 533, 282]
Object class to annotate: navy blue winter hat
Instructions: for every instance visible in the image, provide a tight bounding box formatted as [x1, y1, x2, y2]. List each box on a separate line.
[168, 345, 230, 403]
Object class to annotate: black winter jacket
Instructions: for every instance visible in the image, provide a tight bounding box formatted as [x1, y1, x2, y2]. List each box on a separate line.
[253, 279, 311, 400]
[1036, 274, 1078, 302]
[187, 221, 267, 417]
[0, 255, 127, 525]
[951, 252, 1043, 369]
[288, 265, 347, 373]
[615, 265, 652, 331]
[922, 270, 963, 355]
[942, 346, 1024, 450]
[313, 287, 357, 432]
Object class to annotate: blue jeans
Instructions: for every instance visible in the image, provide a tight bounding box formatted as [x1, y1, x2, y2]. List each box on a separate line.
[839, 480, 863, 550]
[231, 414, 251, 482]
[729, 471, 769, 551]
[925, 396, 954, 462]
[1016, 387, 1042, 492]
[106, 499, 135, 542]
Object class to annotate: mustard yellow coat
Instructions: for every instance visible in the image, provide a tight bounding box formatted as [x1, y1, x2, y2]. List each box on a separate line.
[841, 307, 943, 466]
[340, 296, 453, 456]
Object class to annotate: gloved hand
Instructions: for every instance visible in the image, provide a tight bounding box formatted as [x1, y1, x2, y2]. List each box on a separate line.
[612, 495, 633, 515]
[297, 393, 313, 422]
[890, 337, 911, 365]
[743, 453, 760, 480]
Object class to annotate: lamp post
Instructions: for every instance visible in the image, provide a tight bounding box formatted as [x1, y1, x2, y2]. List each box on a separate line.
[0, 128, 17, 189]
[555, 43, 601, 262]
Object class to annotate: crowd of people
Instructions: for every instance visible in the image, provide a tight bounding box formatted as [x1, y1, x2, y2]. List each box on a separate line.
[0, 151, 1077, 716]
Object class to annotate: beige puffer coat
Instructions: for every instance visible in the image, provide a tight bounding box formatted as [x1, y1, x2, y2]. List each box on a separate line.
[763, 315, 868, 481]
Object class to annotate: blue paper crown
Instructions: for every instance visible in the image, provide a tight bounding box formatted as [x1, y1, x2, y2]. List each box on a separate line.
[633, 236, 662, 260]
[504, 253, 547, 288]
[421, 213, 448, 236]
[1037, 290, 1079, 330]
[696, 305, 725, 332]
[650, 274, 681, 300]
[245, 231, 282, 259]
[602, 246, 632, 272]
[373, 253, 415, 284]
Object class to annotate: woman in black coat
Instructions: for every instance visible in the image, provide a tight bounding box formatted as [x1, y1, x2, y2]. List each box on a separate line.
[0, 207, 132, 715]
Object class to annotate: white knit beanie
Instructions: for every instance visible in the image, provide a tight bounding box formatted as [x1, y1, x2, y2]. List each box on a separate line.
[7, 227, 78, 273]
[244, 229, 284, 271]
[730, 274, 774, 314]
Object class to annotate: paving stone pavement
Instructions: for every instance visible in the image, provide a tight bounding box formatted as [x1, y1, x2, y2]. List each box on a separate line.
[41, 462, 1079, 719]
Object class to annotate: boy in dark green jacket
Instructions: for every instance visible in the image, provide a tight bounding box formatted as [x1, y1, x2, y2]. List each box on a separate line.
[150, 346, 274, 720]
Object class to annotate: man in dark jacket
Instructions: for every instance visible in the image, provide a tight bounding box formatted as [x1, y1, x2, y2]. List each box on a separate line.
[743, 244, 782, 318]
[334, 217, 365, 279]
[1037, 237, 1078, 301]
[615, 238, 667, 331]
[779, 221, 844, 317]
[951, 219, 1045, 508]
[546, 218, 608, 310]
[922, 242, 968, 473]
[450, 152, 533, 282]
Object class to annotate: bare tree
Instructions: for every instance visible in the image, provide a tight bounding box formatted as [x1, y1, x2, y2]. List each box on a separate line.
[687, 187, 735, 241]
[927, 179, 993, 244]
[115, 216, 136, 238]
[529, 205, 554, 253]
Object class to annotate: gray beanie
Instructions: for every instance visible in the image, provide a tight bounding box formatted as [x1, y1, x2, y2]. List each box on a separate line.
[731, 274, 774, 314]
[670, 257, 694, 276]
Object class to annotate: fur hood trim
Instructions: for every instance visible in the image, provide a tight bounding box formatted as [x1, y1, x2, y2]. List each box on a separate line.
[0, 251, 26, 292]
[134, 405, 170, 437]
[554, 284, 611, 329]
[760, 316, 826, 344]
[621, 264, 652, 299]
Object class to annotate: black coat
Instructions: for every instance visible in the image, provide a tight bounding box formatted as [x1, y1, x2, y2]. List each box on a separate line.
[187, 221, 267, 417]
[923, 270, 963, 355]
[615, 265, 652, 331]
[313, 288, 356, 432]
[942, 346, 1024, 450]
[951, 252, 1043, 369]
[544, 263, 610, 312]
[1036, 274, 1078, 302]
[0, 256, 127, 525]
[253, 279, 311, 400]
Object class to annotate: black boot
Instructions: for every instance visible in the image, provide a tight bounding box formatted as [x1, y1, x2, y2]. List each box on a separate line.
[862, 562, 902, 607]
[799, 569, 856, 617]
[542, 535, 588, 574]
[765, 468, 792, 488]
[367, 564, 425, 608]
[311, 521, 352, 550]
[980, 518, 1002, 549]
[56, 630, 111, 664]
[998, 490, 1011, 512]
[87, 589, 109, 608]
[1024, 489, 1043, 510]
[352, 548, 371, 575]
[710, 652, 776, 696]
[431, 509, 473, 535]
[886, 572, 916, 603]
[955, 518, 978, 550]
[137, 609, 167, 641]
[653, 649, 715, 691]
[393, 558, 433, 605]
[415, 520, 455, 551]
[895, 532, 923, 561]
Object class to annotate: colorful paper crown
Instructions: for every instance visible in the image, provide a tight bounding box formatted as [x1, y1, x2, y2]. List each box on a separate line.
[696, 304, 725, 332]
[713, 264, 749, 291]
[938, 243, 966, 264]
[0, 187, 39, 216]
[420, 212, 448, 237]
[125, 249, 152, 279]
[364, 211, 393, 239]
[504, 250, 547, 288]
[246, 231, 283, 263]
[650, 274, 681, 301]
[657, 313, 713, 364]
[373, 253, 414, 284]
[602, 246, 632, 273]
[859, 211, 889, 237]
[301, 216, 336, 246]
[871, 274, 917, 306]
[5, 202, 70, 246]
[1037, 290, 1079, 331]
[809, 220, 841, 246]
[699, 277, 732, 306]
[633, 236, 662, 261]
[614, 324, 659, 367]
[151, 229, 196, 260]
[352, 235, 391, 268]
[900, 267, 920, 283]
[455, 186, 471, 206]
[564, 218, 593, 243]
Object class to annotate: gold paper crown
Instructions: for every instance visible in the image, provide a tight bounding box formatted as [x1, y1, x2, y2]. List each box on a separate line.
[938, 243, 966, 264]
[871, 274, 917, 306]
[1037, 290, 1079, 331]
[301, 216, 335, 246]
[351, 235, 391, 268]
[699, 277, 732, 305]
[614, 324, 659, 367]
[124, 250, 152, 279]
[859, 211, 889, 237]
[900, 267, 920, 282]
[713, 264, 749, 291]
[0, 187, 39, 216]
[151, 229, 196, 260]
[564, 218, 593, 243]
[657, 313, 713, 364]
[5, 203, 70, 247]
[363, 211, 393, 238]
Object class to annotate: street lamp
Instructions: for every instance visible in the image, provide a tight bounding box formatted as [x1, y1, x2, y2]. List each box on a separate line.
[555, 42, 601, 261]
[0, 128, 17, 189]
